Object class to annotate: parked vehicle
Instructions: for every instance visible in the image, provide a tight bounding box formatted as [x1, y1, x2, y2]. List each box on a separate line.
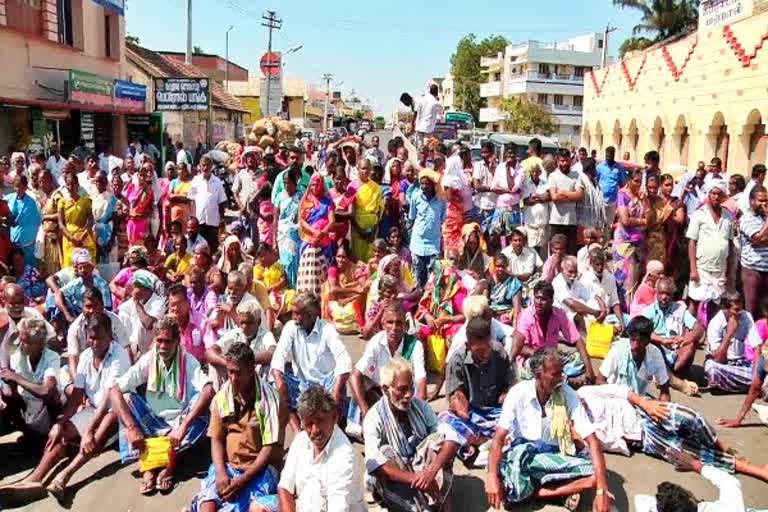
[487, 133, 559, 161]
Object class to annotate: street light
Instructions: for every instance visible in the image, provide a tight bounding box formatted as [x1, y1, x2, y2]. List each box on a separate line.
[225, 25, 234, 91]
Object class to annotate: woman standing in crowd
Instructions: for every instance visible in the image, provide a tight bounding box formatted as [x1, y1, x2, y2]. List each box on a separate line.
[39, 169, 62, 276]
[168, 161, 193, 225]
[58, 169, 95, 267]
[124, 164, 154, 246]
[613, 167, 650, 306]
[274, 167, 301, 289]
[646, 174, 685, 265]
[92, 171, 117, 264]
[351, 159, 383, 261]
[296, 172, 335, 296]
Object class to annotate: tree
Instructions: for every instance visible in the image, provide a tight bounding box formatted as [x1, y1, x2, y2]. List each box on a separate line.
[614, 0, 699, 45]
[374, 116, 386, 130]
[619, 36, 654, 57]
[449, 34, 508, 121]
[500, 97, 555, 136]
[126, 33, 140, 45]
[193, 46, 205, 55]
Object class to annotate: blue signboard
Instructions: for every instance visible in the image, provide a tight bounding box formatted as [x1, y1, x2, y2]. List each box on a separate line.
[114, 80, 146, 112]
[91, 0, 125, 16]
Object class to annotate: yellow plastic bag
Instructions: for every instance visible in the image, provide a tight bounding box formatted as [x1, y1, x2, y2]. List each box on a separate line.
[586, 320, 614, 358]
[426, 334, 446, 373]
[138, 436, 173, 472]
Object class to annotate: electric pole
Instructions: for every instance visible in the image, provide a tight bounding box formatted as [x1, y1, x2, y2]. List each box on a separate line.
[601, 24, 617, 67]
[185, 0, 192, 64]
[322, 73, 333, 134]
[262, 10, 282, 117]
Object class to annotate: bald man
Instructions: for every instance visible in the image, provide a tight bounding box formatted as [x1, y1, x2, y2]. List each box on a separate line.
[1, 284, 56, 368]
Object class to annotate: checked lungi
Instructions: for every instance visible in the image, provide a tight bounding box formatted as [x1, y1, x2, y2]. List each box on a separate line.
[704, 358, 753, 393]
[118, 392, 208, 463]
[498, 439, 594, 504]
[189, 463, 279, 512]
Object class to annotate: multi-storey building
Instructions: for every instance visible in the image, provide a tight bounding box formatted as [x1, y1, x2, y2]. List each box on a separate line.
[479, 33, 604, 145]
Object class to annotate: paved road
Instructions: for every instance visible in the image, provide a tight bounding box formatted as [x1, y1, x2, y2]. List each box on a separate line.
[3, 337, 768, 511]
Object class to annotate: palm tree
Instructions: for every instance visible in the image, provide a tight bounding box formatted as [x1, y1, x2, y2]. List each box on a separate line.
[614, 0, 699, 42]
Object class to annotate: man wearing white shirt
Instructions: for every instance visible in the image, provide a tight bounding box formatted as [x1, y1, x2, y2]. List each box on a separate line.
[271, 292, 352, 431]
[501, 228, 543, 294]
[520, 163, 550, 255]
[579, 249, 625, 334]
[278, 386, 366, 512]
[446, 295, 514, 361]
[413, 84, 443, 143]
[472, 140, 498, 234]
[118, 270, 166, 358]
[6, 314, 130, 498]
[187, 154, 227, 253]
[552, 256, 606, 332]
[485, 347, 612, 512]
[45, 144, 67, 182]
[0, 284, 56, 368]
[349, 302, 426, 420]
[491, 147, 525, 239]
[738, 163, 766, 214]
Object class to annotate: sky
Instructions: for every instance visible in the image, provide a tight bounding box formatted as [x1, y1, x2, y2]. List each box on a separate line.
[124, 0, 645, 117]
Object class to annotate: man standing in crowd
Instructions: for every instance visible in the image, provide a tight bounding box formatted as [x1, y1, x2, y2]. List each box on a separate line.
[595, 146, 625, 240]
[408, 169, 446, 288]
[413, 84, 443, 144]
[547, 148, 584, 255]
[739, 184, 768, 317]
[188, 155, 227, 253]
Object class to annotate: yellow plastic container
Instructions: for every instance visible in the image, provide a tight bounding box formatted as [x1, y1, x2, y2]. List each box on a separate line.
[585, 321, 614, 358]
[138, 436, 173, 472]
[426, 334, 447, 372]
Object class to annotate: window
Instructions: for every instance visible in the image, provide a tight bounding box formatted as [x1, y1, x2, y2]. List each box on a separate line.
[58, 0, 74, 45]
[104, 15, 112, 57]
[554, 94, 563, 105]
[538, 63, 550, 76]
[103, 13, 119, 58]
[598, 38, 604, 49]
[7, 0, 43, 35]
[537, 94, 548, 105]
[574, 66, 585, 78]
[573, 96, 583, 107]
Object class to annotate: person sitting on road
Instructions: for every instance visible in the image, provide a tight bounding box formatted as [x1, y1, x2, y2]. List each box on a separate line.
[349, 301, 427, 423]
[486, 253, 522, 325]
[270, 292, 352, 432]
[277, 386, 366, 512]
[109, 315, 214, 495]
[188, 342, 285, 512]
[206, 300, 276, 389]
[509, 281, 594, 386]
[485, 347, 613, 512]
[579, 248, 626, 334]
[440, 317, 515, 467]
[597, 316, 671, 401]
[117, 269, 166, 358]
[0, 317, 62, 440]
[363, 358, 456, 511]
[1, 313, 130, 502]
[553, 255, 608, 333]
[446, 295, 514, 363]
[719, 340, 768, 429]
[54, 248, 112, 324]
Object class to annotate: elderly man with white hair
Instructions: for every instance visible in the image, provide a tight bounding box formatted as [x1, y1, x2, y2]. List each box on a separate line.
[363, 358, 456, 512]
[552, 255, 608, 333]
[446, 295, 514, 362]
[686, 177, 734, 318]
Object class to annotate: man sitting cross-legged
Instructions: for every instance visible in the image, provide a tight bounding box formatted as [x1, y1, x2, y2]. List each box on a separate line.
[364, 357, 456, 511]
[485, 347, 612, 512]
[349, 301, 427, 422]
[188, 342, 286, 512]
[1, 313, 130, 501]
[440, 317, 515, 467]
[109, 315, 214, 495]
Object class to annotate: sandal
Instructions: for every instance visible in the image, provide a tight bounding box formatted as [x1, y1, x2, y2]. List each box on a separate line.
[564, 492, 581, 512]
[140, 472, 156, 495]
[156, 469, 175, 494]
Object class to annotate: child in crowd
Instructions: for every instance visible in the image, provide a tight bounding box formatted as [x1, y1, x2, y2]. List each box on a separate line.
[253, 243, 291, 328]
[165, 233, 192, 284]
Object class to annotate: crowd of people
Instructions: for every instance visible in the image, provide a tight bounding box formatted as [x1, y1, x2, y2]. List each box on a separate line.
[0, 109, 766, 512]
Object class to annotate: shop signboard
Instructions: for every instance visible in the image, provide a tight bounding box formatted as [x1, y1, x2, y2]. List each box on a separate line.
[699, 0, 751, 28]
[91, 0, 125, 15]
[155, 78, 209, 111]
[80, 112, 96, 152]
[69, 69, 114, 108]
[114, 80, 147, 112]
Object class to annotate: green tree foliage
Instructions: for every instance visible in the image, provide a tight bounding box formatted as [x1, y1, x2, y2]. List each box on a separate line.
[193, 46, 205, 55]
[618, 36, 654, 57]
[126, 34, 140, 45]
[500, 97, 555, 136]
[450, 34, 508, 120]
[614, 0, 699, 49]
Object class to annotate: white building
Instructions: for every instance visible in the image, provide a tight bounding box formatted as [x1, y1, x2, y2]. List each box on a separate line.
[479, 33, 604, 144]
[440, 73, 455, 111]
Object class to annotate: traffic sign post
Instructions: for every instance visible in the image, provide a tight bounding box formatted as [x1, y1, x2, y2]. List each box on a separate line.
[260, 52, 281, 77]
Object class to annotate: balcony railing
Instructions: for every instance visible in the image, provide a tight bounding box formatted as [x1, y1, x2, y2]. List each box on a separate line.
[479, 107, 507, 123]
[6, 0, 44, 36]
[479, 81, 502, 97]
[548, 104, 584, 113]
[507, 71, 584, 83]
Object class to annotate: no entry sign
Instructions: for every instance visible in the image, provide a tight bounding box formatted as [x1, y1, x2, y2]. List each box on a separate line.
[260, 52, 281, 77]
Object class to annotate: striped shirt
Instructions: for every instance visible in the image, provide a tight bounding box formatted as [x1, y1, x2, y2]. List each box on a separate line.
[740, 209, 768, 272]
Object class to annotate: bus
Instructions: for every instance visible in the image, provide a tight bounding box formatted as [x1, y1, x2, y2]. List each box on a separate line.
[444, 111, 475, 131]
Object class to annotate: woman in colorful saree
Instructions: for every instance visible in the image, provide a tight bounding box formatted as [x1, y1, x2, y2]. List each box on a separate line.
[322, 240, 368, 335]
[92, 171, 117, 263]
[39, 169, 63, 277]
[613, 167, 650, 307]
[367, 253, 419, 314]
[416, 259, 468, 400]
[351, 158, 383, 261]
[167, 161, 193, 225]
[296, 172, 336, 297]
[124, 163, 155, 246]
[459, 222, 490, 280]
[274, 167, 301, 289]
[57, 169, 96, 268]
[646, 174, 686, 266]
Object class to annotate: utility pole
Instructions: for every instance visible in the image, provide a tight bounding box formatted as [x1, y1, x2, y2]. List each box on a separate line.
[601, 24, 617, 67]
[185, 0, 192, 64]
[322, 73, 333, 134]
[262, 10, 282, 117]
[225, 25, 233, 92]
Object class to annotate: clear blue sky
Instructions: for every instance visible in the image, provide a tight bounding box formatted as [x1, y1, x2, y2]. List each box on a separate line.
[125, 0, 644, 117]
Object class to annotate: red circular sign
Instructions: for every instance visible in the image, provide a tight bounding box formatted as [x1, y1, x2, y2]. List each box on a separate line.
[260, 52, 281, 77]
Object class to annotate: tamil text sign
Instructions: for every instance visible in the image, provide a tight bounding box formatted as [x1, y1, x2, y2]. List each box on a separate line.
[114, 80, 147, 112]
[154, 78, 210, 111]
[69, 69, 114, 108]
[699, 0, 751, 28]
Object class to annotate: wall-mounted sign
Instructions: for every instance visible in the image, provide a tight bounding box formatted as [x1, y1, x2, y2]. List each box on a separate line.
[154, 78, 210, 111]
[114, 80, 147, 112]
[80, 111, 96, 152]
[699, 0, 751, 28]
[91, 0, 125, 16]
[69, 69, 114, 108]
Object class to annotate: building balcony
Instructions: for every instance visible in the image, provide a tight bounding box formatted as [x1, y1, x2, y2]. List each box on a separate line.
[480, 56, 502, 67]
[547, 104, 583, 113]
[479, 107, 507, 123]
[480, 81, 502, 98]
[508, 71, 584, 83]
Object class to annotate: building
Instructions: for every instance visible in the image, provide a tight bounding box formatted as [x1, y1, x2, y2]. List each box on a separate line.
[0, 0, 137, 158]
[440, 73, 455, 111]
[479, 33, 604, 144]
[227, 76, 308, 127]
[159, 51, 248, 84]
[126, 42, 248, 150]
[583, 0, 768, 174]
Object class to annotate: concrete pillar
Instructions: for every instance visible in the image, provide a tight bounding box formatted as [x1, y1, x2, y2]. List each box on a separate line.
[112, 114, 127, 158]
[731, 125, 754, 177]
